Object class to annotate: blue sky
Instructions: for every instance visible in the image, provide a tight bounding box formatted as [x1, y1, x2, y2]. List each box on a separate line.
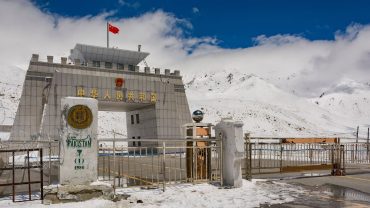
[33, 0, 370, 48]
[1, 0, 370, 97]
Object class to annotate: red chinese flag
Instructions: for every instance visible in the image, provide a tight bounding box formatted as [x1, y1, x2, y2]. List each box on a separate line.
[108, 23, 119, 34]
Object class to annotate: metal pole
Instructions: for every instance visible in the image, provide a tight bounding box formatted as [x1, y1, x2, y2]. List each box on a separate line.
[331, 145, 334, 175]
[107, 22, 109, 48]
[367, 128, 369, 160]
[356, 126, 359, 160]
[163, 142, 166, 192]
[113, 130, 116, 194]
[220, 136, 223, 187]
[48, 138, 51, 185]
[108, 146, 111, 181]
[103, 147, 106, 180]
[40, 149, 44, 201]
[27, 150, 31, 200]
[12, 151, 15, 202]
[58, 139, 61, 183]
[280, 144, 283, 173]
[244, 133, 252, 180]
[342, 145, 346, 175]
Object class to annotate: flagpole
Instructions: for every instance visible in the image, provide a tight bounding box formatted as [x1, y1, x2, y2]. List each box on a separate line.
[107, 22, 109, 48]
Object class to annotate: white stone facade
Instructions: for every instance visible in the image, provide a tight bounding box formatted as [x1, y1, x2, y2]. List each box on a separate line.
[10, 44, 192, 147]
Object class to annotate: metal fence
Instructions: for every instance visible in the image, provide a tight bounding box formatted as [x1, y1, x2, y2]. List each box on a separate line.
[97, 138, 222, 190]
[0, 140, 60, 198]
[244, 138, 370, 175]
[0, 148, 44, 202]
[343, 143, 370, 164]
[1, 136, 368, 198]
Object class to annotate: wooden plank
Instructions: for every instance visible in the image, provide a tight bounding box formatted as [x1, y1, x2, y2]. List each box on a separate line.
[281, 164, 332, 172]
[282, 138, 338, 144]
[186, 128, 210, 137]
[196, 128, 209, 136]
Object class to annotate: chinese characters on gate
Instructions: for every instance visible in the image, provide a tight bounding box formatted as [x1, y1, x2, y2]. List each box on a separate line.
[76, 87, 157, 103]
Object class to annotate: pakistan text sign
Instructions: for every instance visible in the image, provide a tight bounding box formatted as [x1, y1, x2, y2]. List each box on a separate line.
[66, 134, 92, 170]
[67, 134, 92, 148]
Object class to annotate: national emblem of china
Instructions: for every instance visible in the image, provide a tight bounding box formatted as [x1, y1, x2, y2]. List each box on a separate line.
[67, 105, 93, 129]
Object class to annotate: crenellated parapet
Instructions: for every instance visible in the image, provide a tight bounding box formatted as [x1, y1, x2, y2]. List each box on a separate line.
[30, 54, 181, 77]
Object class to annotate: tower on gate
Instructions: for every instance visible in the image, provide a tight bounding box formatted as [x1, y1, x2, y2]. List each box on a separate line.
[10, 44, 192, 146]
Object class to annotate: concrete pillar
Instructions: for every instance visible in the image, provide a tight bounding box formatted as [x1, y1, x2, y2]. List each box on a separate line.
[155, 68, 160, 75]
[47, 56, 53, 63]
[174, 70, 180, 76]
[61, 57, 67, 65]
[60, 97, 98, 185]
[215, 118, 244, 188]
[31, 54, 39, 62]
[135, 66, 140, 72]
[165, 69, 170, 75]
[124, 64, 129, 71]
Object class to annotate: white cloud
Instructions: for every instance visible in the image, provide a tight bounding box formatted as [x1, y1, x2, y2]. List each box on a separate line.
[192, 7, 200, 14]
[0, 0, 207, 69]
[0, 0, 369, 97]
[118, 0, 140, 9]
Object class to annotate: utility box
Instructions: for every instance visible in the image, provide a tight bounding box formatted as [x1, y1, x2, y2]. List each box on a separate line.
[215, 118, 244, 188]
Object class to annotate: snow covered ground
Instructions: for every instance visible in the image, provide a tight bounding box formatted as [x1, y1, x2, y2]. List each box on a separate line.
[0, 198, 116, 208]
[118, 180, 300, 208]
[0, 180, 304, 208]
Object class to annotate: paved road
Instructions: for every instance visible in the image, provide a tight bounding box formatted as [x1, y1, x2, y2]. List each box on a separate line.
[284, 173, 370, 194]
[256, 165, 370, 207]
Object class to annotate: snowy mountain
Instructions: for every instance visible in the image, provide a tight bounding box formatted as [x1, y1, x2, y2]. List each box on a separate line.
[310, 79, 370, 121]
[0, 66, 369, 140]
[0, 66, 24, 125]
[184, 69, 370, 137]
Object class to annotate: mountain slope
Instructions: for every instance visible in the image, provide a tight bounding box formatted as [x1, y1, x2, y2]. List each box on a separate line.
[185, 70, 369, 137]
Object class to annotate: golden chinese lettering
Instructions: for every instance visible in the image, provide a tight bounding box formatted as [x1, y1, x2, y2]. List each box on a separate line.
[103, 90, 111, 100]
[138, 92, 146, 102]
[116, 91, 123, 101]
[77, 87, 85, 97]
[75, 86, 157, 103]
[150, 92, 157, 103]
[127, 91, 135, 101]
[90, 88, 98, 99]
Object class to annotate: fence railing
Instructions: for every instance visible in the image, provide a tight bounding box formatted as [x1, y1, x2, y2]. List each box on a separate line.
[1, 136, 368, 197]
[0, 140, 60, 189]
[243, 139, 370, 175]
[97, 138, 222, 191]
[343, 143, 370, 164]
[0, 148, 44, 202]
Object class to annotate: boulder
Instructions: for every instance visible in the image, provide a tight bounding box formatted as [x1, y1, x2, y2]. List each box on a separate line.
[43, 183, 129, 204]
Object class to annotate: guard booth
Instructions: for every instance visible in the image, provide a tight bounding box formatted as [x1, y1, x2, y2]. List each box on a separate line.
[185, 120, 213, 182]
